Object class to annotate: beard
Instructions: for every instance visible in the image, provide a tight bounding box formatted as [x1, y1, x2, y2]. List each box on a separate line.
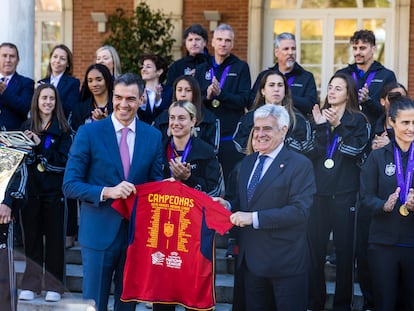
[286, 60, 295, 69]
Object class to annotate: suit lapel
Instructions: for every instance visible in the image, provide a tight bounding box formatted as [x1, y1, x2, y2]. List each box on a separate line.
[101, 118, 125, 179]
[129, 119, 147, 181]
[249, 147, 289, 206]
[239, 154, 257, 209]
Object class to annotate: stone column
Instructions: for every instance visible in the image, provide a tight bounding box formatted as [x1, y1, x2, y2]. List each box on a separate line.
[0, 0, 35, 79]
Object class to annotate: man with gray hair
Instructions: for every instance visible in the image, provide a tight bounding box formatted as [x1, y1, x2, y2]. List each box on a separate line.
[195, 23, 251, 180]
[250, 32, 318, 116]
[215, 104, 316, 310]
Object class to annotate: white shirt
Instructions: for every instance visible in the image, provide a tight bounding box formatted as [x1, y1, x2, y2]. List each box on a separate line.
[111, 114, 136, 163]
[250, 143, 284, 229]
[100, 115, 137, 201]
[50, 72, 64, 87]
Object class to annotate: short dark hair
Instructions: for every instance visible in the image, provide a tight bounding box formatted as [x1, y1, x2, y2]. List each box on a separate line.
[141, 53, 169, 84]
[350, 30, 376, 46]
[114, 73, 145, 97]
[183, 24, 208, 42]
[0, 42, 19, 60]
[388, 96, 414, 123]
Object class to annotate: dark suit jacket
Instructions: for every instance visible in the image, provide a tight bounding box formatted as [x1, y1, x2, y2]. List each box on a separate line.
[40, 74, 80, 118]
[0, 72, 34, 130]
[233, 146, 315, 278]
[62, 116, 164, 250]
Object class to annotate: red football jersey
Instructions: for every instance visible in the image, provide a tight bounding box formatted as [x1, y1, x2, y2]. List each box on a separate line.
[112, 180, 233, 310]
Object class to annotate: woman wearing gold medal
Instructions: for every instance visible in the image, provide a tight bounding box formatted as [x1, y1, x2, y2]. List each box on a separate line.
[360, 96, 414, 310]
[307, 73, 370, 311]
[18, 84, 72, 302]
[161, 100, 223, 197]
[154, 100, 223, 311]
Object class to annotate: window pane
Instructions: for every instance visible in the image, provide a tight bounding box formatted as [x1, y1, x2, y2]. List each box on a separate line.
[273, 20, 296, 36]
[270, 0, 297, 9]
[362, 19, 386, 63]
[363, 0, 391, 8]
[333, 20, 357, 67]
[304, 66, 321, 97]
[42, 21, 61, 42]
[302, 43, 322, 64]
[41, 43, 55, 78]
[302, 0, 357, 8]
[301, 20, 323, 40]
[36, 0, 62, 11]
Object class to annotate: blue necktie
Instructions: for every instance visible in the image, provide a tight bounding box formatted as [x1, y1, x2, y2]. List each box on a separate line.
[247, 155, 267, 202]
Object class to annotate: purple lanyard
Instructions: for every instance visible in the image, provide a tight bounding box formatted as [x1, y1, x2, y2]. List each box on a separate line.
[394, 143, 414, 204]
[352, 71, 376, 88]
[170, 137, 192, 163]
[209, 65, 231, 89]
[44, 134, 52, 149]
[287, 76, 295, 88]
[325, 129, 339, 159]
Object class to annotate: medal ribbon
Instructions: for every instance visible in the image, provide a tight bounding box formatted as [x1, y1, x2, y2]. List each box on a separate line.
[44, 135, 52, 149]
[394, 143, 414, 204]
[287, 76, 295, 88]
[209, 65, 231, 100]
[352, 71, 376, 104]
[170, 137, 192, 163]
[325, 128, 339, 160]
[352, 71, 376, 88]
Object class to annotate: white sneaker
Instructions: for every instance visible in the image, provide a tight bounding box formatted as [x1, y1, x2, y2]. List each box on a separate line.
[18, 290, 35, 300]
[145, 302, 153, 309]
[45, 291, 61, 302]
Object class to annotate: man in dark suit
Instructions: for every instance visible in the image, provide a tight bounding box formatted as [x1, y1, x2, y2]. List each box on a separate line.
[0, 42, 34, 130]
[63, 73, 163, 311]
[216, 104, 316, 310]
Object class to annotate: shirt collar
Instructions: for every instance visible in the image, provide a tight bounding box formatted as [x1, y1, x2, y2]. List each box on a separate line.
[51, 72, 64, 85]
[258, 142, 284, 161]
[111, 114, 136, 133]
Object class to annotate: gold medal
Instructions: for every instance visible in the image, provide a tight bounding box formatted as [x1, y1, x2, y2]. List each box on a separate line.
[324, 159, 334, 169]
[37, 163, 45, 172]
[211, 99, 220, 108]
[399, 204, 409, 217]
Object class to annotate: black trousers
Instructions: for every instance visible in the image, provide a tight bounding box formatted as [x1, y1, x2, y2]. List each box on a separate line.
[242, 260, 307, 311]
[308, 193, 357, 311]
[0, 223, 16, 311]
[20, 195, 66, 293]
[368, 244, 414, 311]
[355, 205, 374, 309]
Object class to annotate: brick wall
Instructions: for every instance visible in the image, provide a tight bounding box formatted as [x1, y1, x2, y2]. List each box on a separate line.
[183, 0, 249, 62]
[72, 0, 133, 80]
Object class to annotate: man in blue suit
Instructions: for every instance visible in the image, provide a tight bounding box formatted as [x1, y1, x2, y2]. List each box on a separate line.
[0, 42, 34, 131]
[63, 73, 163, 311]
[216, 104, 316, 310]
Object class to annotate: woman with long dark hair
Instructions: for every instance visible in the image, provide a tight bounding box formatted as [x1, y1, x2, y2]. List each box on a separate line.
[18, 84, 72, 302]
[307, 73, 370, 311]
[70, 63, 113, 132]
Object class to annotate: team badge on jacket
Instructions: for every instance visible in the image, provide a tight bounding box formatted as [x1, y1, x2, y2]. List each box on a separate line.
[385, 162, 396, 176]
[205, 71, 212, 81]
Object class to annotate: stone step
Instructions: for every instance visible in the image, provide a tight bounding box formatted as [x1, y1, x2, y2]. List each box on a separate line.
[15, 260, 235, 302]
[16, 292, 232, 311]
